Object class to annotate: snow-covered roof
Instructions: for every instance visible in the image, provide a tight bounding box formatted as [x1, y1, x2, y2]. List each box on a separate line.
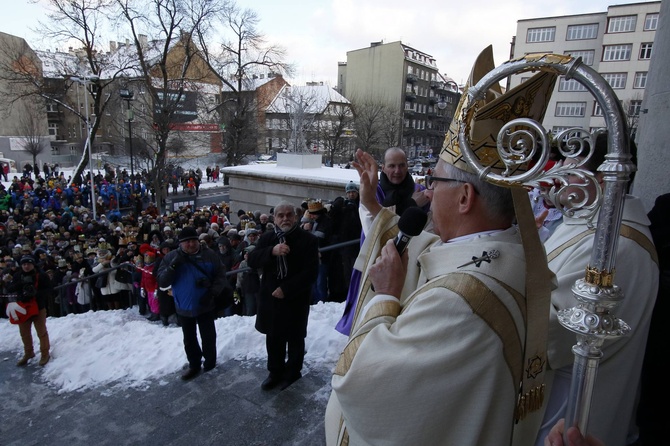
[266, 85, 350, 114]
[35, 50, 81, 78]
[220, 74, 281, 93]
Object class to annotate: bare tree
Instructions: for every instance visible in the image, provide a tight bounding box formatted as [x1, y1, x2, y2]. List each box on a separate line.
[114, 0, 225, 211]
[194, 4, 293, 165]
[320, 101, 355, 166]
[15, 101, 50, 170]
[10, 0, 133, 184]
[351, 96, 400, 158]
[272, 86, 322, 153]
[622, 94, 644, 141]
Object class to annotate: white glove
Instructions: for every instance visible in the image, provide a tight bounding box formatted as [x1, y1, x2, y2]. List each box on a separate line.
[140, 289, 146, 298]
[6, 302, 27, 321]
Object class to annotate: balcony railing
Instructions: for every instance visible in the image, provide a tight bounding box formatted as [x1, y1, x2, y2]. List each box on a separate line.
[407, 73, 419, 83]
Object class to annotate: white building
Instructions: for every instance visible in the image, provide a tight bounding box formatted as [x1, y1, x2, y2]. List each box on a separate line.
[510, 1, 661, 136]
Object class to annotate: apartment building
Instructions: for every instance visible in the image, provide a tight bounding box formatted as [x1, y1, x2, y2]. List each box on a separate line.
[510, 1, 661, 137]
[337, 41, 459, 158]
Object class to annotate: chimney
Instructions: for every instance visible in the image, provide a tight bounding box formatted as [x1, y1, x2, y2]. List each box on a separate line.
[139, 34, 148, 49]
[110, 41, 117, 52]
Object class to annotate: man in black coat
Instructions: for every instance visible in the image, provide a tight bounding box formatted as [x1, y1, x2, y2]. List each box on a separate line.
[247, 201, 319, 391]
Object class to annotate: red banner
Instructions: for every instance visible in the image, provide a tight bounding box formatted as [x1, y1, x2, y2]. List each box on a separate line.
[169, 123, 219, 132]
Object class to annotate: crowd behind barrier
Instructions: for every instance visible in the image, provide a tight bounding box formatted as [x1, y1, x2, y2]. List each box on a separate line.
[0, 165, 363, 323]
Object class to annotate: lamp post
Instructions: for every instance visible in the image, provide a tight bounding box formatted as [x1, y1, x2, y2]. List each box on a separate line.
[119, 88, 135, 181]
[71, 75, 99, 220]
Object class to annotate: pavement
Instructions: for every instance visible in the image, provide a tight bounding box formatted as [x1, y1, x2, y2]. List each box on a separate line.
[0, 356, 332, 446]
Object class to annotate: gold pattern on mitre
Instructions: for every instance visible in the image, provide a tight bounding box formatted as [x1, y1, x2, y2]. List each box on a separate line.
[440, 48, 558, 177]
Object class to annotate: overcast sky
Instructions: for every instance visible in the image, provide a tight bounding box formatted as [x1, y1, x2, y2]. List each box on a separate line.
[4, 0, 638, 86]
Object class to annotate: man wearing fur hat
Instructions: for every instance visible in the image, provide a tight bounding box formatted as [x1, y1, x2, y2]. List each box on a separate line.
[4, 255, 53, 366]
[156, 226, 232, 380]
[301, 199, 333, 304]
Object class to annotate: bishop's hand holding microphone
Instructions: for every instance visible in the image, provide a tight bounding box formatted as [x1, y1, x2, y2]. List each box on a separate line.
[370, 206, 428, 294]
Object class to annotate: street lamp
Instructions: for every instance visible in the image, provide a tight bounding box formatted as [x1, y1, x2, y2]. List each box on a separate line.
[119, 88, 135, 181]
[71, 75, 99, 220]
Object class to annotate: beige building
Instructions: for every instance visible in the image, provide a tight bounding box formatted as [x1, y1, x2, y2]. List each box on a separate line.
[337, 41, 459, 158]
[510, 1, 661, 137]
[0, 32, 50, 166]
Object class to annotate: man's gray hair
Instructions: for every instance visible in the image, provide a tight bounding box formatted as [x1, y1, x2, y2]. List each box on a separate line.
[443, 164, 515, 222]
[274, 200, 297, 214]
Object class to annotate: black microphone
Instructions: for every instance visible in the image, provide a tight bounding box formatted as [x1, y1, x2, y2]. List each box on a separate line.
[395, 207, 428, 255]
[370, 206, 428, 293]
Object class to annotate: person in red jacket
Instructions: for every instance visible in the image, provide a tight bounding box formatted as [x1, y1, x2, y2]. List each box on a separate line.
[139, 244, 159, 321]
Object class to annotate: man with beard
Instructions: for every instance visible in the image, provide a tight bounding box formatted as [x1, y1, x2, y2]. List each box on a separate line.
[247, 201, 319, 391]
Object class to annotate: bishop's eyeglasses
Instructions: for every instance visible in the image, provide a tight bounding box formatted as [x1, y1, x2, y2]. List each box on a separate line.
[424, 175, 467, 190]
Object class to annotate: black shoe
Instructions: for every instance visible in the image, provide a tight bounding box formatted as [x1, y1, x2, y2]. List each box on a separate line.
[147, 313, 160, 322]
[161, 316, 169, 326]
[181, 368, 201, 381]
[279, 373, 302, 391]
[203, 362, 216, 372]
[261, 374, 281, 391]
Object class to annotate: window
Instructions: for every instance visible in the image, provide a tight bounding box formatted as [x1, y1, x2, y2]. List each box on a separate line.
[639, 43, 653, 60]
[607, 15, 637, 33]
[634, 72, 648, 89]
[558, 78, 587, 92]
[46, 101, 57, 112]
[527, 27, 555, 43]
[602, 73, 627, 89]
[593, 103, 603, 117]
[555, 102, 586, 117]
[628, 100, 643, 116]
[566, 49, 595, 66]
[644, 13, 659, 30]
[566, 24, 599, 40]
[48, 122, 59, 136]
[603, 44, 632, 61]
[552, 126, 573, 134]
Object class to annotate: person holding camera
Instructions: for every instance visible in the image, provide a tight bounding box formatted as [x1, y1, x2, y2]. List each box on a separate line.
[156, 226, 232, 381]
[4, 255, 53, 366]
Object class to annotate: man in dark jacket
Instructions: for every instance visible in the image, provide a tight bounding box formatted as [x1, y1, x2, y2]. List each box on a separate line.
[156, 226, 232, 380]
[247, 201, 319, 391]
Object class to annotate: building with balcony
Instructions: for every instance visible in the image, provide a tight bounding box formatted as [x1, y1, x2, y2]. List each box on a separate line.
[510, 1, 661, 138]
[336, 40, 460, 158]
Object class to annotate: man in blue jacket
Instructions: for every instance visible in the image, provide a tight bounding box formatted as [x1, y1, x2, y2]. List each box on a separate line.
[157, 226, 231, 380]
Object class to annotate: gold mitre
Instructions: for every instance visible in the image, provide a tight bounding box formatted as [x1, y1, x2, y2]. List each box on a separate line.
[439, 46, 561, 422]
[440, 46, 558, 177]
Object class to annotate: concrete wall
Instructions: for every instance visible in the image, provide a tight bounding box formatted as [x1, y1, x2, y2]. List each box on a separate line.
[222, 155, 361, 219]
[633, 0, 670, 212]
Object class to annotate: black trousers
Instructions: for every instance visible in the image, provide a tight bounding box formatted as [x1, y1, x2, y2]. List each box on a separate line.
[266, 334, 305, 380]
[178, 310, 216, 370]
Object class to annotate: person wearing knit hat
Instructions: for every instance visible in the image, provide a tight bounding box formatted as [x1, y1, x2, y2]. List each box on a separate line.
[139, 244, 160, 322]
[325, 46, 556, 446]
[5, 251, 53, 366]
[156, 225, 232, 380]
